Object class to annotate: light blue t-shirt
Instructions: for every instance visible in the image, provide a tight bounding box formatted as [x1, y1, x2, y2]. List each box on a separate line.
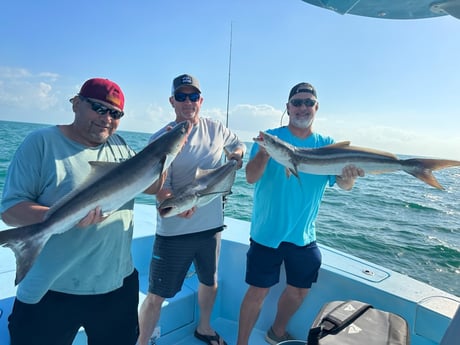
[1, 126, 136, 303]
[249, 126, 335, 248]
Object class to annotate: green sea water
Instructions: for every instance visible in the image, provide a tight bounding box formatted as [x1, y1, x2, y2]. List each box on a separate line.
[0, 120, 459, 296]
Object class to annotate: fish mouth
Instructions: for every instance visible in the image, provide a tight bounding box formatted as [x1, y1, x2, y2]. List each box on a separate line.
[158, 206, 173, 217]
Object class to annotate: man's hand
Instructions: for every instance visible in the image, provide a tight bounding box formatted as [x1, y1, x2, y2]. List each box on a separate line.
[178, 206, 197, 218]
[336, 165, 365, 190]
[227, 151, 244, 169]
[77, 206, 108, 227]
[341, 165, 365, 179]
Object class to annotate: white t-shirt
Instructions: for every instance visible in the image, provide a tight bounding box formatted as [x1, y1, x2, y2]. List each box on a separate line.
[149, 118, 246, 236]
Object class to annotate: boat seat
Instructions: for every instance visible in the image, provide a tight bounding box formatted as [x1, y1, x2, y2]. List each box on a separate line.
[415, 296, 459, 343]
[138, 270, 198, 337]
[440, 306, 460, 345]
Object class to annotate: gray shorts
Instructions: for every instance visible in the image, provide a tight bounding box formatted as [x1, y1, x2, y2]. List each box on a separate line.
[148, 228, 223, 298]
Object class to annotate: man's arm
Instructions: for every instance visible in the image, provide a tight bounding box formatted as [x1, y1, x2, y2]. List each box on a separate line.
[1, 201, 49, 227]
[143, 171, 167, 195]
[2, 202, 110, 228]
[246, 147, 270, 184]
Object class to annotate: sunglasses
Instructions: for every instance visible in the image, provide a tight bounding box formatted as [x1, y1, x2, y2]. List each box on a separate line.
[81, 97, 124, 120]
[290, 99, 317, 107]
[174, 92, 200, 102]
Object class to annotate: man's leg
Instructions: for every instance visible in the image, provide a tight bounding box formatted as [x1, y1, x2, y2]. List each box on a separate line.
[237, 285, 270, 345]
[137, 293, 165, 345]
[84, 270, 140, 345]
[196, 283, 217, 334]
[8, 292, 80, 345]
[271, 285, 309, 337]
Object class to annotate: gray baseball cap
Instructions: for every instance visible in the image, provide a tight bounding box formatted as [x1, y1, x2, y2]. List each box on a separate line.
[171, 74, 201, 95]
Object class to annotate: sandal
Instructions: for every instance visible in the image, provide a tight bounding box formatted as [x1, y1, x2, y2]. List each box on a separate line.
[194, 329, 228, 345]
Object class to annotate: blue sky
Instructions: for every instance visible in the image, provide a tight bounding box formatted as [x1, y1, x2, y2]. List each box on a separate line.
[1, 0, 459, 159]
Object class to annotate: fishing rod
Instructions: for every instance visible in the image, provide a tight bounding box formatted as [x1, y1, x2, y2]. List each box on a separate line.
[225, 21, 233, 128]
[223, 21, 233, 211]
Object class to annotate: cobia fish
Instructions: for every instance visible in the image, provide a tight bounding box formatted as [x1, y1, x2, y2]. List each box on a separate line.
[157, 159, 238, 218]
[0, 121, 190, 285]
[254, 131, 460, 190]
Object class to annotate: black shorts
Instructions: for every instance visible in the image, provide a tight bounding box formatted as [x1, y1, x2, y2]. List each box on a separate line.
[8, 269, 139, 345]
[148, 228, 223, 298]
[245, 240, 322, 289]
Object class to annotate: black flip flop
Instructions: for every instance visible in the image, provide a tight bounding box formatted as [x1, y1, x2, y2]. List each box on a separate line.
[194, 330, 228, 345]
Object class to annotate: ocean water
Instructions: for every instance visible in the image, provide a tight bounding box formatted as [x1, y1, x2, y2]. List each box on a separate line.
[0, 120, 459, 296]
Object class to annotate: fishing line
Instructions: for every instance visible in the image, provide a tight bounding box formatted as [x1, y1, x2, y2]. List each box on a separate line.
[280, 108, 287, 126]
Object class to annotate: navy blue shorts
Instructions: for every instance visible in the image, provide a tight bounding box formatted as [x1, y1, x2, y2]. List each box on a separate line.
[149, 228, 223, 298]
[245, 240, 322, 289]
[8, 269, 139, 345]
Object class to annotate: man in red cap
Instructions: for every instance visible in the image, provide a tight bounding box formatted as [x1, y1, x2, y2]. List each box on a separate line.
[1, 78, 162, 345]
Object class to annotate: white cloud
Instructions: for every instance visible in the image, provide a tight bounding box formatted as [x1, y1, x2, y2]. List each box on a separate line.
[316, 119, 460, 160]
[0, 66, 60, 110]
[118, 103, 171, 134]
[0, 66, 32, 79]
[220, 103, 283, 141]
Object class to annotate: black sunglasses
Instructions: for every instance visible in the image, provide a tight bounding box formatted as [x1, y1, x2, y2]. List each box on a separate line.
[80, 97, 124, 120]
[174, 92, 200, 102]
[290, 99, 317, 108]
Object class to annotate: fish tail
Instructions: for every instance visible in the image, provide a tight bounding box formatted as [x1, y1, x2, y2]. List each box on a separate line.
[0, 224, 48, 285]
[402, 158, 460, 190]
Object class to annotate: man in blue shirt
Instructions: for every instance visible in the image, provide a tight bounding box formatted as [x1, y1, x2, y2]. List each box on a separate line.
[237, 82, 364, 345]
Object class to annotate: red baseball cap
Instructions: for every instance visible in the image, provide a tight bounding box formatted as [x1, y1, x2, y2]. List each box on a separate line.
[78, 78, 125, 110]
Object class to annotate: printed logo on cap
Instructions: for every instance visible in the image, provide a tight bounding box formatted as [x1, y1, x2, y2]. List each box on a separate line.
[181, 75, 193, 85]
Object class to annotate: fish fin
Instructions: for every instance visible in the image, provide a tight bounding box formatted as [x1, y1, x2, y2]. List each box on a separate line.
[86, 161, 121, 184]
[285, 168, 291, 178]
[323, 141, 351, 148]
[284, 165, 300, 179]
[344, 146, 399, 159]
[197, 191, 230, 198]
[195, 167, 213, 178]
[158, 154, 170, 175]
[293, 167, 299, 178]
[296, 141, 352, 155]
[88, 161, 120, 169]
[286, 166, 303, 186]
[402, 158, 460, 190]
[101, 211, 114, 218]
[0, 224, 48, 285]
[310, 143, 399, 160]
